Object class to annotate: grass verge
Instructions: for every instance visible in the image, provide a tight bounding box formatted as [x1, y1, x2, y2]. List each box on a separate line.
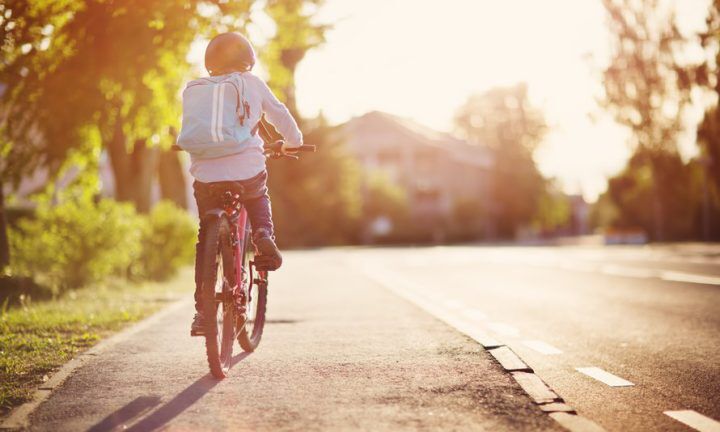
[0, 267, 192, 417]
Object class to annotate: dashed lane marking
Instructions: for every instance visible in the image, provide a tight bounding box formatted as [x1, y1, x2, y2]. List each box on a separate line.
[600, 265, 655, 279]
[660, 271, 720, 286]
[489, 346, 531, 372]
[550, 412, 606, 432]
[522, 340, 563, 355]
[364, 269, 502, 348]
[664, 410, 720, 432]
[511, 371, 558, 404]
[461, 309, 487, 321]
[487, 322, 520, 337]
[576, 367, 634, 387]
[444, 299, 464, 309]
[361, 266, 605, 432]
[565, 263, 720, 287]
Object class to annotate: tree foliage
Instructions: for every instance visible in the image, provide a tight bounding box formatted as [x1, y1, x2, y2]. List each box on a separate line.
[602, 151, 697, 239]
[262, 0, 327, 116]
[600, 0, 697, 240]
[454, 83, 547, 238]
[0, 0, 253, 207]
[693, 0, 720, 238]
[9, 197, 143, 292]
[533, 181, 572, 234]
[260, 2, 362, 246]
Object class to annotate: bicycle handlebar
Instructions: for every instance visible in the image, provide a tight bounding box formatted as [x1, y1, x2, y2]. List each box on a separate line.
[263, 140, 316, 159]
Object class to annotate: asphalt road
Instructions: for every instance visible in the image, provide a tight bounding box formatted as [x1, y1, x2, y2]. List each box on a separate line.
[349, 244, 720, 431]
[18, 244, 720, 431]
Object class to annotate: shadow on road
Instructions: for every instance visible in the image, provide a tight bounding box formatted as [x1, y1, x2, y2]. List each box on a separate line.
[86, 352, 251, 432]
[86, 396, 162, 432]
[265, 319, 299, 324]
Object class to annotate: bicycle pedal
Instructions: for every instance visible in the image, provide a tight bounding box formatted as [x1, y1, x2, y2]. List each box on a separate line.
[253, 255, 280, 271]
[190, 329, 205, 337]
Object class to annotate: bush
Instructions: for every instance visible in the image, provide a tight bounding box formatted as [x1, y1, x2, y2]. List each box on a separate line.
[135, 201, 196, 281]
[10, 198, 142, 292]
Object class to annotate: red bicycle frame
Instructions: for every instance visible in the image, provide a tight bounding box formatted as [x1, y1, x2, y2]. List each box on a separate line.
[225, 200, 250, 307]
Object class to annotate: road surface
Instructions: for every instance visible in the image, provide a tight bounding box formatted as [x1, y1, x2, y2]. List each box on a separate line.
[14, 244, 720, 431]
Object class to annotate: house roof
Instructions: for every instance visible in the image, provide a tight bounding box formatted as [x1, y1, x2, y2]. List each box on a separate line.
[340, 111, 493, 169]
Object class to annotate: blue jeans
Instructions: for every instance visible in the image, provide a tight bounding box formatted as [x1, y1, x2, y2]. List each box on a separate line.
[192, 170, 274, 311]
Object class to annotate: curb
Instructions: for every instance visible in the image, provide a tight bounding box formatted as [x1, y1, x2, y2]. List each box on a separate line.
[363, 267, 607, 432]
[0, 297, 192, 431]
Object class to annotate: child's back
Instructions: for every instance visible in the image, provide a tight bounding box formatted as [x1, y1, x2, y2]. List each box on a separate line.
[180, 32, 302, 335]
[180, 71, 302, 182]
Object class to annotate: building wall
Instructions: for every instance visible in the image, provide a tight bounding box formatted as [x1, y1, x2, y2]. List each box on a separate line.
[341, 112, 493, 238]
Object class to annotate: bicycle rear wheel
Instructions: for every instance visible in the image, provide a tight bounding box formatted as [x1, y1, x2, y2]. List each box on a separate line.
[199, 216, 236, 379]
[237, 229, 267, 352]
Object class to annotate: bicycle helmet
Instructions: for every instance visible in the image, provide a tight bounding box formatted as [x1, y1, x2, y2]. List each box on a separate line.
[205, 32, 256, 76]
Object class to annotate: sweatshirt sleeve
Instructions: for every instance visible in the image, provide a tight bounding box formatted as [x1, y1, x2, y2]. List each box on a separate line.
[257, 78, 303, 148]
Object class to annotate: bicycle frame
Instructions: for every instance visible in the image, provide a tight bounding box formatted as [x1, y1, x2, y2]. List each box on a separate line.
[222, 197, 250, 306]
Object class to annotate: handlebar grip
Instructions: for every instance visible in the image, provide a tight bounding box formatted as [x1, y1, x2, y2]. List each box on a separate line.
[284, 145, 316, 153]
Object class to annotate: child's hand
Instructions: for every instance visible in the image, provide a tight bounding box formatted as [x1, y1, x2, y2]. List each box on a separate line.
[281, 141, 301, 155]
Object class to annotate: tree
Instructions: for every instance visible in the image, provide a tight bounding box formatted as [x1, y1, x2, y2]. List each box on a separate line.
[0, 0, 254, 210]
[0, 0, 255, 266]
[604, 150, 697, 239]
[0, 186, 8, 270]
[693, 0, 720, 239]
[262, 0, 327, 118]
[454, 83, 547, 238]
[261, 2, 362, 246]
[601, 0, 695, 240]
[533, 181, 572, 235]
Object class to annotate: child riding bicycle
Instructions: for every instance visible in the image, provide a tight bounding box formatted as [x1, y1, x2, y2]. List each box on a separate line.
[177, 32, 303, 334]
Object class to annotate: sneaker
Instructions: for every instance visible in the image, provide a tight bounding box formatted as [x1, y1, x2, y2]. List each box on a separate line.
[190, 312, 205, 336]
[254, 234, 282, 271]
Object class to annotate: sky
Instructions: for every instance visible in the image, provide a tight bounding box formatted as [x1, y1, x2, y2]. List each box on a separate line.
[193, 0, 712, 201]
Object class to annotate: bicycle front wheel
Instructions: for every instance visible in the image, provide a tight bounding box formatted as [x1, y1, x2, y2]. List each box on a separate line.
[199, 216, 236, 379]
[237, 229, 267, 352]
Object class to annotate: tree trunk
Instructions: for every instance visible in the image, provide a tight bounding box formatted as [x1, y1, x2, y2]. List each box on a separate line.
[651, 161, 665, 242]
[106, 120, 159, 213]
[0, 185, 9, 269]
[158, 149, 188, 209]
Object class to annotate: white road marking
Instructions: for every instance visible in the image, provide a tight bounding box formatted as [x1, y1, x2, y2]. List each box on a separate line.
[600, 265, 655, 279]
[562, 263, 720, 287]
[461, 309, 487, 321]
[511, 372, 558, 404]
[489, 346, 530, 371]
[522, 340, 563, 355]
[558, 263, 597, 273]
[664, 410, 720, 432]
[550, 412, 607, 432]
[444, 299, 464, 310]
[576, 367, 634, 387]
[363, 268, 502, 348]
[487, 322, 520, 337]
[660, 271, 720, 286]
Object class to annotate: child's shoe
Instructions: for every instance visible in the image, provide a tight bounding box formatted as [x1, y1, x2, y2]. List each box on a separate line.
[253, 229, 282, 271]
[190, 312, 205, 336]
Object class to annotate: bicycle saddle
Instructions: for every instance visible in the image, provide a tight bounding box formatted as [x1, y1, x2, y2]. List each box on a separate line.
[207, 181, 245, 196]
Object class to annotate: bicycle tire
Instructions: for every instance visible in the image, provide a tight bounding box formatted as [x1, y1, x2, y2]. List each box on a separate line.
[237, 228, 268, 352]
[199, 216, 236, 379]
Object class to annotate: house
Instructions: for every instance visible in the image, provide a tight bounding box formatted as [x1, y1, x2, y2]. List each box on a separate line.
[339, 111, 494, 241]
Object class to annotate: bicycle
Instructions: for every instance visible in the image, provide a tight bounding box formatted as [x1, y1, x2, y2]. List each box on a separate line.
[177, 139, 315, 379]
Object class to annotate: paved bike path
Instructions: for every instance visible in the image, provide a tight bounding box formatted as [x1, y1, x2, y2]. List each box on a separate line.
[25, 251, 560, 431]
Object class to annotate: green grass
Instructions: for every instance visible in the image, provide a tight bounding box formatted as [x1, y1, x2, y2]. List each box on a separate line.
[0, 267, 193, 416]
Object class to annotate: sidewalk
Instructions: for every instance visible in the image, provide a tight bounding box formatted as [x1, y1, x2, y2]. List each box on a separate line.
[18, 251, 561, 431]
